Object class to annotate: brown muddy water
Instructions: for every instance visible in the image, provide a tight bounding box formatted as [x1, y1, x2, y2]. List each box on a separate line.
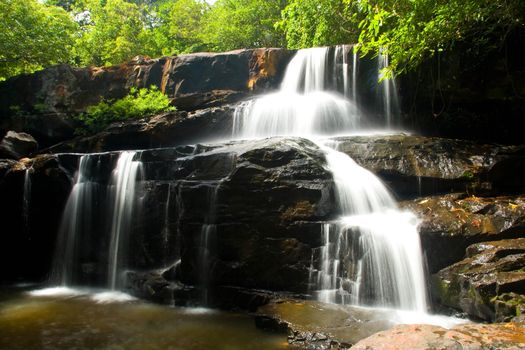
[0, 286, 288, 350]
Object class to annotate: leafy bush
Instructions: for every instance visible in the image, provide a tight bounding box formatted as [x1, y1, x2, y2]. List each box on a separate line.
[76, 86, 175, 135]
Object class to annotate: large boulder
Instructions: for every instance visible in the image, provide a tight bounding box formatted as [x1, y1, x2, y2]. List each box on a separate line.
[402, 194, 525, 273]
[351, 323, 525, 350]
[0, 131, 38, 159]
[133, 137, 336, 293]
[433, 238, 525, 322]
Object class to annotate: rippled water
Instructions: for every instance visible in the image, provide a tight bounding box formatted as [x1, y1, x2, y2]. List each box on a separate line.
[0, 287, 288, 350]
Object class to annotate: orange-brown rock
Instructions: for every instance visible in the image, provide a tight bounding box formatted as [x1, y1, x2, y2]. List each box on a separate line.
[351, 323, 525, 350]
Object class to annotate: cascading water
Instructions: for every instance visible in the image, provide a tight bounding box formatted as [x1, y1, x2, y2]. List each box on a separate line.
[50, 151, 142, 290]
[52, 155, 97, 286]
[233, 47, 360, 138]
[198, 182, 221, 305]
[378, 49, 400, 127]
[107, 151, 142, 290]
[233, 46, 428, 312]
[22, 167, 32, 233]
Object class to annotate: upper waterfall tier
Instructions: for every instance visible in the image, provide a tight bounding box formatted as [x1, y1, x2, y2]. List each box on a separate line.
[233, 46, 364, 138]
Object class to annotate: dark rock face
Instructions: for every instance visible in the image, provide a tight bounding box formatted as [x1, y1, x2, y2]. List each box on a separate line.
[0, 156, 73, 283]
[335, 134, 515, 198]
[433, 238, 525, 322]
[399, 31, 525, 145]
[402, 194, 525, 273]
[141, 137, 335, 293]
[46, 106, 237, 153]
[1, 137, 335, 290]
[0, 131, 38, 159]
[51, 133, 523, 200]
[0, 49, 295, 147]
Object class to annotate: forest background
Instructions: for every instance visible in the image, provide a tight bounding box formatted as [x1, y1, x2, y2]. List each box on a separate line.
[1, 0, 523, 81]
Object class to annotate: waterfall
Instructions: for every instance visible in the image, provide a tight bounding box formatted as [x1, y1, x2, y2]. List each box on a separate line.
[108, 151, 142, 290]
[22, 167, 32, 233]
[352, 50, 358, 104]
[52, 155, 97, 286]
[51, 152, 142, 290]
[234, 46, 428, 312]
[378, 50, 400, 127]
[233, 47, 360, 139]
[198, 181, 222, 305]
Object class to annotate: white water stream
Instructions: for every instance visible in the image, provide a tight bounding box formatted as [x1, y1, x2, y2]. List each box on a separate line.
[107, 151, 142, 290]
[233, 46, 429, 313]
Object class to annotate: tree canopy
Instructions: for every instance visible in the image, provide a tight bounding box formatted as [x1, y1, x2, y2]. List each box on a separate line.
[0, 0, 78, 79]
[1, 0, 523, 81]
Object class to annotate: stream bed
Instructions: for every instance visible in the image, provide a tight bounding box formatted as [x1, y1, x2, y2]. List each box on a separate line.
[0, 286, 288, 350]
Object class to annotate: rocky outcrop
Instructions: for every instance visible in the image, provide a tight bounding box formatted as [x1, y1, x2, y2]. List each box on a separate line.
[139, 137, 335, 293]
[335, 134, 519, 198]
[351, 323, 525, 350]
[1, 137, 335, 289]
[49, 133, 525, 199]
[433, 238, 525, 322]
[402, 194, 525, 273]
[0, 131, 38, 159]
[0, 49, 294, 147]
[45, 106, 236, 153]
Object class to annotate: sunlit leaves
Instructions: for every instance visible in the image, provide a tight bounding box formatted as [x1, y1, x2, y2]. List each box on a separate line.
[0, 0, 78, 80]
[200, 0, 287, 51]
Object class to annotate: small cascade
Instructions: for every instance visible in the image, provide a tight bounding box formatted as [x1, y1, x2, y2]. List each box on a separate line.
[378, 50, 400, 127]
[234, 46, 429, 312]
[52, 155, 97, 286]
[22, 167, 33, 233]
[161, 183, 172, 266]
[108, 151, 142, 290]
[51, 151, 142, 290]
[352, 50, 358, 104]
[198, 182, 221, 305]
[233, 47, 360, 139]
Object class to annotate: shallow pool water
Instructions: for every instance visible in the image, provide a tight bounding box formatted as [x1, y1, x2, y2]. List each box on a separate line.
[0, 287, 288, 350]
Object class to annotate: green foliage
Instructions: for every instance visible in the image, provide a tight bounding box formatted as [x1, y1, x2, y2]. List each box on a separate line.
[73, 0, 149, 66]
[354, 0, 525, 76]
[76, 86, 175, 135]
[200, 0, 287, 51]
[3, 0, 524, 81]
[0, 0, 78, 80]
[280, 0, 525, 76]
[141, 0, 210, 57]
[279, 0, 357, 49]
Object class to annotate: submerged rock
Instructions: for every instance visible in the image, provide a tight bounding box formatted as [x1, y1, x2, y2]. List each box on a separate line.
[433, 238, 525, 322]
[256, 299, 395, 349]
